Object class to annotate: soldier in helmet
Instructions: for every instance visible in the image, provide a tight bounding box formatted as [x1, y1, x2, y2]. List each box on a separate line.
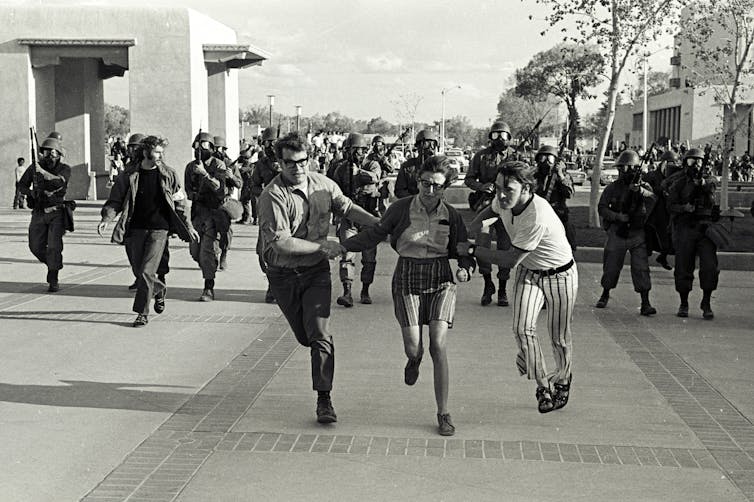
[368, 135, 396, 214]
[16, 135, 72, 292]
[213, 135, 233, 167]
[643, 149, 678, 270]
[251, 127, 282, 304]
[665, 148, 719, 319]
[533, 144, 576, 250]
[235, 148, 256, 224]
[212, 135, 235, 270]
[332, 132, 382, 306]
[596, 149, 658, 315]
[465, 120, 516, 307]
[184, 132, 243, 302]
[125, 133, 146, 166]
[395, 129, 438, 198]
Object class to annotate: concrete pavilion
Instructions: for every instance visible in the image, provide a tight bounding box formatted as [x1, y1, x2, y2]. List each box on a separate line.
[0, 5, 268, 205]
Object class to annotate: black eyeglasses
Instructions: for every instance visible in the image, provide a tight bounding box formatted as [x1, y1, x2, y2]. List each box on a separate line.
[419, 179, 445, 190]
[282, 157, 309, 168]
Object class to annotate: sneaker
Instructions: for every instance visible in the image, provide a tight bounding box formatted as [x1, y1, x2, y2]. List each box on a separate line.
[640, 304, 657, 316]
[264, 288, 276, 304]
[200, 288, 214, 302]
[701, 302, 714, 320]
[497, 291, 509, 307]
[437, 413, 455, 436]
[677, 303, 689, 318]
[128, 280, 138, 291]
[404, 356, 422, 386]
[316, 397, 337, 423]
[133, 313, 148, 327]
[595, 295, 609, 309]
[154, 292, 166, 314]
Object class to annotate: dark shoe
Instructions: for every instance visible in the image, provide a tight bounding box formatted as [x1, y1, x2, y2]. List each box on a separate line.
[47, 282, 59, 293]
[640, 303, 657, 316]
[437, 413, 455, 436]
[656, 256, 672, 270]
[404, 356, 422, 385]
[481, 279, 496, 306]
[128, 280, 138, 291]
[218, 253, 228, 271]
[552, 374, 572, 411]
[677, 303, 689, 318]
[252, 218, 258, 225]
[133, 313, 148, 327]
[336, 285, 354, 308]
[47, 270, 59, 292]
[154, 292, 166, 314]
[360, 289, 372, 305]
[497, 290, 509, 307]
[595, 295, 609, 309]
[316, 397, 337, 423]
[264, 288, 276, 304]
[536, 386, 555, 414]
[701, 302, 714, 320]
[200, 288, 214, 302]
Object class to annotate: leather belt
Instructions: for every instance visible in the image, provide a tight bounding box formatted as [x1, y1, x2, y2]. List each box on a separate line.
[528, 259, 574, 276]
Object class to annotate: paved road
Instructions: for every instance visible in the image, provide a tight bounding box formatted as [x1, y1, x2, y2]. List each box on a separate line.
[1, 203, 753, 501]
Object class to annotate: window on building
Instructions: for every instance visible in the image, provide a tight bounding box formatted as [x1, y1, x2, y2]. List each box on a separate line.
[650, 106, 681, 145]
[632, 113, 643, 131]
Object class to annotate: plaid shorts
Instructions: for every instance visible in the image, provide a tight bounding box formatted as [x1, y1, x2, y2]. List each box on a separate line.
[392, 257, 457, 328]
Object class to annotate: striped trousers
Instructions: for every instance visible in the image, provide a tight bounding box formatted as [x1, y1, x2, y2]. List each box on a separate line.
[512, 264, 578, 383]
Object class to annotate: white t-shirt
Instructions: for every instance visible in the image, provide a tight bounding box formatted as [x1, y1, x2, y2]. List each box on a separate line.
[491, 194, 573, 270]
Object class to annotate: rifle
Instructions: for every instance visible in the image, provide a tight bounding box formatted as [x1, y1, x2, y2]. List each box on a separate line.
[615, 143, 656, 238]
[384, 127, 412, 159]
[541, 119, 575, 202]
[520, 104, 555, 154]
[29, 127, 41, 207]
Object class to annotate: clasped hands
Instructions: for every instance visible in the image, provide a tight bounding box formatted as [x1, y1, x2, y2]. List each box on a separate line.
[318, 240, 346, 259]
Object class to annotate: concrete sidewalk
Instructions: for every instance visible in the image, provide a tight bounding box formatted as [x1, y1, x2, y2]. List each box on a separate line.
[0, 204, 753, 501]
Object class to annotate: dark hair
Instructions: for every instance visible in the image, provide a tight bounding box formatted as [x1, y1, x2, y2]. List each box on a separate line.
[17, 157, 25, 164]
[275, 132, 307, 158]
[418, 155, 457, 188]
[497, 160, 537, 189]
[141, 135, 168, 156]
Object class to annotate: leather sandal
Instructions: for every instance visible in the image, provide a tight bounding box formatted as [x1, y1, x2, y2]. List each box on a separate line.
[536, 386, 555, 414]
[552, 374, 572, 410]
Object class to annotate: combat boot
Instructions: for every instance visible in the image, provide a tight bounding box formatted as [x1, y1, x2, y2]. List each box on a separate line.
[218, 250, 228, 271]
[481, 274, 495, 306]
[639, 291, 656, 316]
[264, 287, 276, 304]
[497, 280, 509, 306]
[47, 270, 59, 293]
[360, 284, 372, 305]
[337, 282, 354, 308]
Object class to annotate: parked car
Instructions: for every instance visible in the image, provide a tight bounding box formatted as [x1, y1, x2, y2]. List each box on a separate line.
[566, 168, 587, 186]
[445, 148, 469, 171]
[599, 167, 620, 185]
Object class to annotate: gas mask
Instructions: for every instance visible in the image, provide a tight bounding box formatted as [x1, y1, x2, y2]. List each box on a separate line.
[418, 140, 437, 161]
[489, 131, 510, 151]
[350, 147, 367, 165]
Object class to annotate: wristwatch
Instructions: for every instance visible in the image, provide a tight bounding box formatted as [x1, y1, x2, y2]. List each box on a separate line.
[467, 244, 477, 256]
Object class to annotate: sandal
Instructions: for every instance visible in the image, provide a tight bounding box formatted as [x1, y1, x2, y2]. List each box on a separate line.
[536, 386, 555, 414]
[552, 374, 572, 410]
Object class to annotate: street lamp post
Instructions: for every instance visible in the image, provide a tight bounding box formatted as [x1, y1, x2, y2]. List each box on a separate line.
[267, 95, 275, 128]
[441, 85, 461, 153]
[295, 105, 302, 132]
[642, 56, 648, 151]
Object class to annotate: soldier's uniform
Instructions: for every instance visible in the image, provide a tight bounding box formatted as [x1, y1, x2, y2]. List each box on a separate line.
[212, 136, 235, 270]
[394, 157, 421, 198]
[466, 122, 516, 306]
[596, 150, 658, 316]
[666, 148, 719, 319]
[236, 150, 255, 224]
[533, 145, 575, 251]
[16, 136, 72, 292]
[332, 132, 382, 306]
[185, 133, 242, 301]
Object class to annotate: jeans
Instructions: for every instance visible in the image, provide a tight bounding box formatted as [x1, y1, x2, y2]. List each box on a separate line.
[125, 229, 169, 314]
[267, 260, 334, 391]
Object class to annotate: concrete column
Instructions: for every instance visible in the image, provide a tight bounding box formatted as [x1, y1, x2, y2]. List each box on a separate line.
[34, 65, 55, 136]
[207, 63, 239, 158]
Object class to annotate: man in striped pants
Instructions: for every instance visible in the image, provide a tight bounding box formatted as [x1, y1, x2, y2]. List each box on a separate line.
[459, 160, 577, 414]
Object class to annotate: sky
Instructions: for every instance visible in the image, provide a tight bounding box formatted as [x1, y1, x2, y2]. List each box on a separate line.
[10, 0, 674, 128]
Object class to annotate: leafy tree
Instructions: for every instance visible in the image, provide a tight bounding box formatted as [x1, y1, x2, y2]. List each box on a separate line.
[633, 69, 671, 100]
[514, 43, 604, 150]
[682, 0, 754, 210]
[532, 0, 686, 227]
[104, 103, 129, 139]
[239, 104, 269, 127]
[496, 87, 559, 144]
[366, 116, 398, 135]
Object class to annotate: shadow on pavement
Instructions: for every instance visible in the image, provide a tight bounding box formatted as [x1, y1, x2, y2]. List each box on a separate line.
[0, 256, 195, 270]
[0, 379, 195, 413]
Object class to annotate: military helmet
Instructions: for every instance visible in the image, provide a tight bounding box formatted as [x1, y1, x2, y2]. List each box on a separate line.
[261, 127, 277, 142]
[127, 133, 146, 146]
[40, 137, 63, 154]
[490, 121, 511, 134]
[239, 147, 253, 159]
[535, 145, 558, 161]
[415, 129, 438, 144]
[194, 132, 214, 146]
[213, 136, 227, 148]
[615, 149, 641, 167]
[684, 148, 705, 161]
[372, 135, 385, 145]
[346, 132, 368, 149]
[660, 150, 679, 164]
[47, 131, 63, 141]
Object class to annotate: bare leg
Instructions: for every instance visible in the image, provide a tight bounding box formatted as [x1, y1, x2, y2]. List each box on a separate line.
[428, 320, 449, 415]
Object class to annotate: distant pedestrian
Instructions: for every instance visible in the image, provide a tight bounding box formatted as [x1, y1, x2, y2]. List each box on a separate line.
[13, 157, 26, 209]
[16, 136, 71, 292]
[461, 160, 577, 414]
[256, 132, 379, 424]
[342, 155, 475, 436]
[98, 135, 198, 327]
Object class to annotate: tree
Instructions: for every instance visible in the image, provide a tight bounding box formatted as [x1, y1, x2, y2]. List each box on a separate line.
[366, 116, 398, 135]
[514, 43, 604, 150]
[496, 88, 559, 145]
[682, 0, 754, 210]
[104, 103, 129, 139]
[634, 69, 671, 100]
[532, 0, 686, 227]
[433, 115, 478, 149]
[392, 92, 424, 143]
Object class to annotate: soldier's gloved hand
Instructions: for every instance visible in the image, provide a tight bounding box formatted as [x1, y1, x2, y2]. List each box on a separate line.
[481, 182, 495, 193]
[455, 267, 472, 282]
[683, 202, 696, 213]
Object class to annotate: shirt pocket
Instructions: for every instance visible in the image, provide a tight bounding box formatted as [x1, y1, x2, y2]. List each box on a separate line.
[433, 221, 451, 250]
